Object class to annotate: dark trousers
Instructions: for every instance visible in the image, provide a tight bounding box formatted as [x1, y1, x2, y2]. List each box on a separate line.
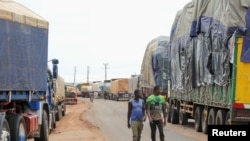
[149, 120, 164, 141]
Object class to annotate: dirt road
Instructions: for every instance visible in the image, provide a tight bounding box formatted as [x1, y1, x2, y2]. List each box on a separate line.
[46, 97, 207, 141]
[49, 99, 107, 141]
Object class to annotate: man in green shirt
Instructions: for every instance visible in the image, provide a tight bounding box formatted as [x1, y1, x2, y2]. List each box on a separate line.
[146, 85, 166, 141]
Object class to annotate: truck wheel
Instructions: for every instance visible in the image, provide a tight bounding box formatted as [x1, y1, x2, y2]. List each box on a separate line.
[170, 104, 178, 124]
[55, 105, 62, 121]
[201, 108, 208, 134]
[52, 111, 56, 129]
[225, 111, 231, 125]
[62, 104, 66, 116]
[208, 108, 216, 125]
[179, 108, 187, 125]
[35, 110, 49, 141]
[7, 114, 26, 141]
[215, 109, 226, 125]
[1, 119, 10, 141]
[166, 101, 172, 123]
[194, 106, 202, 132]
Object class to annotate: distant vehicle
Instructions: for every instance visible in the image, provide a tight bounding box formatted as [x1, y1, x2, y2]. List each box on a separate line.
[80, 83, 92, 98]
[102, 80, 111, 99]
[64, 85, 78, 105]
[128, 75, 140, 99]
[110, 78, 130, 101]
[140, 36, 170, 100]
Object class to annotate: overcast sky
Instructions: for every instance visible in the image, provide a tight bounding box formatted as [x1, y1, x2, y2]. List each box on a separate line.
[14, 0, 191, 83]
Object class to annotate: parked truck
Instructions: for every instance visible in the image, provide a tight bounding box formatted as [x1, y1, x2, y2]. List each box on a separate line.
[91, 81, 103, 98]
[167, 0, 250, 134]
[0, 1, 57, 140]
[81, 83, 92, 98]
[64, 84, 78, 105]
[53, 75, 66, 121]
[128, 75, 140, 98]
[102, 80, 111, 100]
[110, 78, 129, 101]
[140, 36, 170, 99]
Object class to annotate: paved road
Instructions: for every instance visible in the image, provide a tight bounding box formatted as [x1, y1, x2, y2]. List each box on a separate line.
[83, 98, 207, 141]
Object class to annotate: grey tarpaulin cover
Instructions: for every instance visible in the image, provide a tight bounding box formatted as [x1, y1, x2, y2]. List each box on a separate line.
[170, 0, 250, 93]
[0, 0, 49, 91]
[141, 36, 170, 93]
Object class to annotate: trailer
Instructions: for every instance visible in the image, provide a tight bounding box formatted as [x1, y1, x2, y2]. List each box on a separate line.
[0, 1, 57, 140]
[80, 83, 92, 98]
[167, 0, 250, 134]
[140, 36, 170, 99]
[110, 78, 129, 101]
[128, 75, 140, 98]
[102, 80, 111, 100]
[64, 85, 78, 105]
[53, 75, 66, 121]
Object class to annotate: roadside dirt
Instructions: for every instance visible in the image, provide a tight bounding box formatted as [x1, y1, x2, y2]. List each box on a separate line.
[49, 99, 108, 141]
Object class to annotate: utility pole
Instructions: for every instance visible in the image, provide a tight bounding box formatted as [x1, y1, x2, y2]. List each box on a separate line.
[74, 66, 76, 85]
[103, 63, 109, 80]
[87, 66, 89, 83]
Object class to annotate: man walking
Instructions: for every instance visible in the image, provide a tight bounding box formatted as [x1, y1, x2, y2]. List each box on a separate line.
[146, 85, 166, 141]
[127, 89, 146, 141]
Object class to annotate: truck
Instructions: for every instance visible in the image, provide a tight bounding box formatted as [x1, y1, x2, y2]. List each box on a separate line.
[128, 75, 140, 98]
[102, 80, 111, 100]
[110, 78, 130, 101]
[53, 75, 66, 121]
[80, 83, 92, 98]
[91, 81, 103, 98]
[0, 1, 57, 140]
[64, 84, 78, 105]
[167, 0, 250, 134]
[140, 36, 170, 99]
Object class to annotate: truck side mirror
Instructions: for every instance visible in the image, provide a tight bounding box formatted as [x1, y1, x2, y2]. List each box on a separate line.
[53, 64, 58, 79]
[51, 59, 59, 79]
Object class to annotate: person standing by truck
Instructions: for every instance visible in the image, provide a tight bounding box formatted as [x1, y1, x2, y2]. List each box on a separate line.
[146, 85, 166, 141]
[127, 89, 146, 141]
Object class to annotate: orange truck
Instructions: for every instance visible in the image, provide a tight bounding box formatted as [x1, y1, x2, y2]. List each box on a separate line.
[110, 78, 129, 101]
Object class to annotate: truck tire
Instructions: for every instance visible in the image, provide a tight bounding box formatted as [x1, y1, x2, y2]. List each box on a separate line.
[179, 107, 188, 125]
[201, 108, 208, 134]
[62, 104, 66, 116]
[225, 111, 231, 125]
[52, 111, 56, 129]
[194, 106, 202, 132]
[7, 114, 27, 141]
[1, 119, 10, 141]
[170, 104, 178, 124]
[215, 109, 226, 125]
[35, 110, 49, 141]
[208, 108, 216, 125]
[55, 105, 62, 121]
[166, 101, 172, 123]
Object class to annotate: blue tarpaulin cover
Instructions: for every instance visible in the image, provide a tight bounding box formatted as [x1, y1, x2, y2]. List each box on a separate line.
[170, 0, 250, 93]
[0, 1, 49, 91]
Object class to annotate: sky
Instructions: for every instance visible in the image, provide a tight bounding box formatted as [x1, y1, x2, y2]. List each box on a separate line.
[14, 0, 191, 84]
